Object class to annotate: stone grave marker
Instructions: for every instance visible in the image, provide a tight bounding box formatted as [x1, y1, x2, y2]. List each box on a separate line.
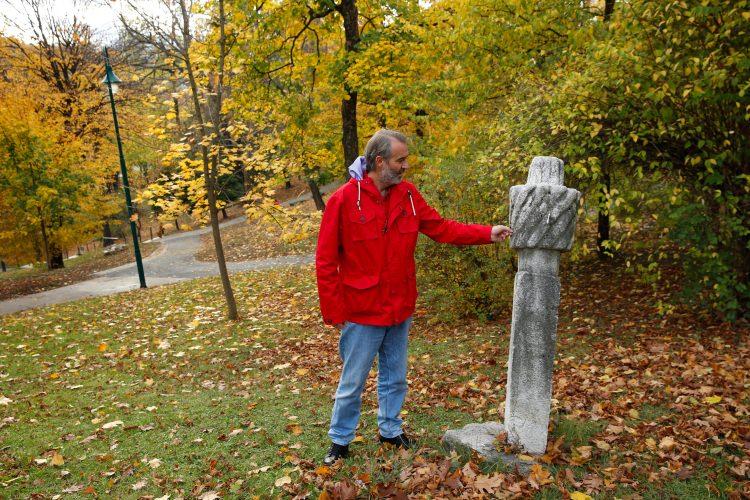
[443, 156, 581, 467]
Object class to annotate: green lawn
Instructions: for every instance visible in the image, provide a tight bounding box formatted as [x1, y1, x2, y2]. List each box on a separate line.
[1, 264, 747, 497]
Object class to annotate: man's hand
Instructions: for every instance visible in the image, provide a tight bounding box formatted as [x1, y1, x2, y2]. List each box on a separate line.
[491, 225, 512, 242]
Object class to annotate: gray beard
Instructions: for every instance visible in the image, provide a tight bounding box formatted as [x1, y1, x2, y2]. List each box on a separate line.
[381, 168, 403, 187]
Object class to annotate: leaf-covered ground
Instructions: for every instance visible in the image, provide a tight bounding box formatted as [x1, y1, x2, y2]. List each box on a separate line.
[0, 242, 161, 301]
[0, 257, 747, 498]
[195, 207, 317, 263]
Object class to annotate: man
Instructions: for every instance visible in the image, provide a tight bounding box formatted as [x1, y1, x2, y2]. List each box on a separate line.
[315, 129, 512, 465]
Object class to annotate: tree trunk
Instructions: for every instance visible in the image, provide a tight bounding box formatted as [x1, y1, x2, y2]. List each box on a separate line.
[308, 179, 326, 211]
[180, 0, 238, 320]
[1, 260, 6, 272]
[32, 234, 42, 263]
[415, 109, 428, 138]
[603, 0, 615, 22]
[103, 220, 114, 247]
[173, 96, 182, 132]
[597, 171, 611, 259]
[597, 0, 616, 259]
[341, 91, 358, 175]
[337, 0, 360, 176]
[38, 212, 52, 270]
[243, 165, 252, 194]
[221, 207, 228, 219]
[48, 241, 64, 269]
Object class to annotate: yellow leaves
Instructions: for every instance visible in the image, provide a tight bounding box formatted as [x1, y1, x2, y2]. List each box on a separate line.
[703, 395, 722, 404]
[589, 122, 603, 138]
[50, 452, 65, 466]
[570, 492, 592, 500]
[98, 343, 108, 352]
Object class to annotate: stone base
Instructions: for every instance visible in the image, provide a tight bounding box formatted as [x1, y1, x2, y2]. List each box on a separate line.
[441, 422, 534, 474]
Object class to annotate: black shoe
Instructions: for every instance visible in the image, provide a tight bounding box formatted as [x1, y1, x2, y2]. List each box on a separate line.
[379, 433, 412, 449]
[322, 442, 349, 465]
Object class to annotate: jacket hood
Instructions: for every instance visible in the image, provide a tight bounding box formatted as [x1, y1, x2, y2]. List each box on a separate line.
[348, 155, 367, 180]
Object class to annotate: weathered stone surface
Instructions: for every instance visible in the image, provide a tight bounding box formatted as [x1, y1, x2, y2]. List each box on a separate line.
[442, 155, 579, 463]
[509, 184, 580, 251]
[441, 422, 533, 474]
[504, 269, 560, 455]
[503, 156, 579, 456]
[525, 156, 564, 185]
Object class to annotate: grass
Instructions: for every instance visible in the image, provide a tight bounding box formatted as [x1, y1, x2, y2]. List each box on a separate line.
[1, 262, 747, 497]
[0, 267, 475, 497]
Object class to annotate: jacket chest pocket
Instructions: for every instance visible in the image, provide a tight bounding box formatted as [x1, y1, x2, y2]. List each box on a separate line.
[349, 211, 380, 241]
[396, 212, 419, 234]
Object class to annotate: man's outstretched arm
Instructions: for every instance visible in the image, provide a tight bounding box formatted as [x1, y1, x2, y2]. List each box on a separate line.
[412, 187, 511, 245]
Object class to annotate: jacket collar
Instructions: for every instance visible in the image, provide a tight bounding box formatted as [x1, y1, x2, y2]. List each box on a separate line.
[350, 172, 409, 204]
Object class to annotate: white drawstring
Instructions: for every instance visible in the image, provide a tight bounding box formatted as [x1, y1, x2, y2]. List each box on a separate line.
[356, 181, 361, 211]
[408, 190, 416, 216]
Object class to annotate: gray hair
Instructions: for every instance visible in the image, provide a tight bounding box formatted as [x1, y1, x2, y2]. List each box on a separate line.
[364, 129, 408, 172]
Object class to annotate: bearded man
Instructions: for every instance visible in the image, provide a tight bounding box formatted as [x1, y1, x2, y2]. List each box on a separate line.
[315, 129, 511, 464]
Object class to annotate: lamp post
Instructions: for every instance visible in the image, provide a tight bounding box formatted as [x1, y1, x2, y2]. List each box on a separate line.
[102, 47, 146, 289]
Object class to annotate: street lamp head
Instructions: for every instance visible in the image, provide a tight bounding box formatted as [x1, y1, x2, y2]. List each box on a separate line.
[101, 66, 122, 94]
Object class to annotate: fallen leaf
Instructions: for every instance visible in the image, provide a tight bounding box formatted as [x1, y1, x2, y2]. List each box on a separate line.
[51, 452, 65, 466]
[474, 473, 504, 492]
[285, 423, 303, 435]
[570, 492, 592, 500]
[274, 475, 292, 487]
[658, 436, 676, 451]
[315, 465, 332, 477]
[62, 484, 84, 493]
[102, 420, 123, 430]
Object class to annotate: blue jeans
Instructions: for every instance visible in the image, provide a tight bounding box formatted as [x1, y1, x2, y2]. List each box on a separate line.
[328, 317, 412, 445]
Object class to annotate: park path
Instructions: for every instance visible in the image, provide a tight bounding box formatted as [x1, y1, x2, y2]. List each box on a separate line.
[0, 182, 340, 316]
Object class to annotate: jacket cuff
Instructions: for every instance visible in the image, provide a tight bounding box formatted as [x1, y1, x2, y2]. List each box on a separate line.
[484, 225, 494, 243]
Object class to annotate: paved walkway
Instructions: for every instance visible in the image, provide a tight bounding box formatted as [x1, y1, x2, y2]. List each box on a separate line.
[0, 181, 341, 316]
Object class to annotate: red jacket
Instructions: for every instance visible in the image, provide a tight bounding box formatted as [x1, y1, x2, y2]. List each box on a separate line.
[315, 174, 493, 327]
